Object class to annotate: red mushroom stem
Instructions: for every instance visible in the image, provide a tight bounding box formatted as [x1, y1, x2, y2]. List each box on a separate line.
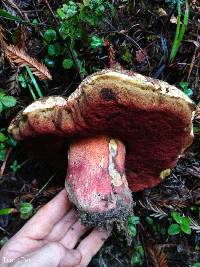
[65, 136, 133, 224]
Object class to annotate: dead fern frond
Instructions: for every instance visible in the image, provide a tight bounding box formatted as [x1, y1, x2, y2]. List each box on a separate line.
[139, 199, 167, 219]
[190, 218, 200, 233]
[147, 244, 168, 267]
[5, 45, 52, 80]
[0, 25, 7, 45]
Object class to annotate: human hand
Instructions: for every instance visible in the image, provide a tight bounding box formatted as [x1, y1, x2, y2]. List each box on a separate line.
[0, 189, 110, 267]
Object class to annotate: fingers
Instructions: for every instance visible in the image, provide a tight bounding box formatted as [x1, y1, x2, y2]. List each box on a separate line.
[60, 221, 89, 249]
[45, 209, 77, 241]
[75, 228, 111, 267]
[10, 242, 81, 267]
[18, 190, 71, 239]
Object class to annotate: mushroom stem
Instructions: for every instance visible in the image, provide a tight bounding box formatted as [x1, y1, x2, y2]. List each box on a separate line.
[65, 136, 133, 225]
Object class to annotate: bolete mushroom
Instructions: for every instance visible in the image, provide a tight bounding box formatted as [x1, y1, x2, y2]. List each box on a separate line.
[8, 70, 195, 225]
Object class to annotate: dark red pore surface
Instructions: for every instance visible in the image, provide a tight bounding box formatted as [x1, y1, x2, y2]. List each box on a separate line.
[72, 87, 192, 192]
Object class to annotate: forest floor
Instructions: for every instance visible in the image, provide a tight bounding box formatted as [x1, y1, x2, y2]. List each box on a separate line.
[0, 0, 200, 266]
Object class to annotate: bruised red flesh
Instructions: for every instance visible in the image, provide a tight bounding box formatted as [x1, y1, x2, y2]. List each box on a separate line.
[65, 136, 133, 218]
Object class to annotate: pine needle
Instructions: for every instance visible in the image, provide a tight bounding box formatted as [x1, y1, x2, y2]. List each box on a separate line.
[5, 45, 52, 80]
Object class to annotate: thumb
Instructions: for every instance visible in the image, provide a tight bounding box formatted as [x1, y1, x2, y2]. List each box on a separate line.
[10, 242, 81, 267]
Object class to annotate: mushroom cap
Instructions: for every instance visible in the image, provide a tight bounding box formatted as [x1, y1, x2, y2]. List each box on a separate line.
[8, 70, 195, 191]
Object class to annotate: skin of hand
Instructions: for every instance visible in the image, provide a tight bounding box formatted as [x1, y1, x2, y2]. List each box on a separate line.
[0, 190, 111, 267]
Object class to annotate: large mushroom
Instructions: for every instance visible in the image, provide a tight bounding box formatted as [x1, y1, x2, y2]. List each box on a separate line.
[8, 70, 195, 225]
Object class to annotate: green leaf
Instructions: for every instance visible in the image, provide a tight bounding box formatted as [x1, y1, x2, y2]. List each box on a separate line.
[62, 59, 74, 69]
[0, 133, 7, 142]
[48, 43, 61, 57]
[0, 9, 28, 24]
[10, 160, 21, 173]
[18, 74, 27, 88]
[19, 202, 33, 220]
[190, 263, 200, 267]
[0, 207, 14, 215]
[128, 215, 140, 225]
[128, 224, 137, 237]
[180, 217, 191, 234]
[61, 2, 78, 19]
[95, 4, 105, 16]
[1, 96, 16, 108]
[0, 102, 3, 112]
[136, 245, 144, 256]
[181, 223, 191, 234]
[182, 216, 191, 226]
[90, 36, 104, 49]
[171, 211, 183, 224]
[44, 29, 57, 43]
[7, 136, 17, 147]
[180, 81, 189, 90]
[131, 252, 143, 265]
[0, 144, 6, 161]
[146, 216, 153, 225]
[57, 8, 66, 19]
[0, 91, 5, 99]
[168, 224, 181, 235]
[184, 88, 193, 97]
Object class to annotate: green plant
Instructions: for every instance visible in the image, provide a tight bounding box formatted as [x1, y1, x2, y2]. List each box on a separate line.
[0, 202, 33, 220]
[131, 245, 144, 266]
[169, 0, 189, 63]
[44, 29, 57, 43]
[62, 58, 74, 69]
[10, 160, 22, 173]
[0, 129, 16, 161]
[0, 90, 16, 112]
[19, 202, 33, 219]
[165, 0, 183, 8]
[0, 207, 15, 215]
[189, 264, 200, 267]
[168, 211, 191, 235]
[42, 1, 113, 74]
[90, 36, 104, 49]
[128, 215, 140, 237]
[180, 82, 193, 97]
[57, 0, 109, 44]
[18, 66, 43, 100]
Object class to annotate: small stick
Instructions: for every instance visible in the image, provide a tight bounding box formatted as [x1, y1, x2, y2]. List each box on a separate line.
[0, 148, 12, 177]
[30, 174, 55, 203]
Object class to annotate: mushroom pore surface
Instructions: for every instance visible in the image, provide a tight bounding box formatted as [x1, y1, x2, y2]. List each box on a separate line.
[65, 135, 133, 225]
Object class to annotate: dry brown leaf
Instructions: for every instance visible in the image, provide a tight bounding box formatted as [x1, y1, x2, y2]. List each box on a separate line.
[136, 48, 148, 63]
[5, 45, 52, 80]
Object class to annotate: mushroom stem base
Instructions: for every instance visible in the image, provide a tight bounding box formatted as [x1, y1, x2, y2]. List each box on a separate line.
[65, 135, 133, 226]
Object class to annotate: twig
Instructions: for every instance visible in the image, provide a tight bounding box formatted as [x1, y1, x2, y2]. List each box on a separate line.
[105, 20, 150, 67]
[0, 225, 10, 235]
[43, 0, 59, 25]
[30, 174, 55, 203]
[0, 147, 12, 177]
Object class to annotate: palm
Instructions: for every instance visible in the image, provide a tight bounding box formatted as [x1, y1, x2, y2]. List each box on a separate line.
[0, 190, 110, 267]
